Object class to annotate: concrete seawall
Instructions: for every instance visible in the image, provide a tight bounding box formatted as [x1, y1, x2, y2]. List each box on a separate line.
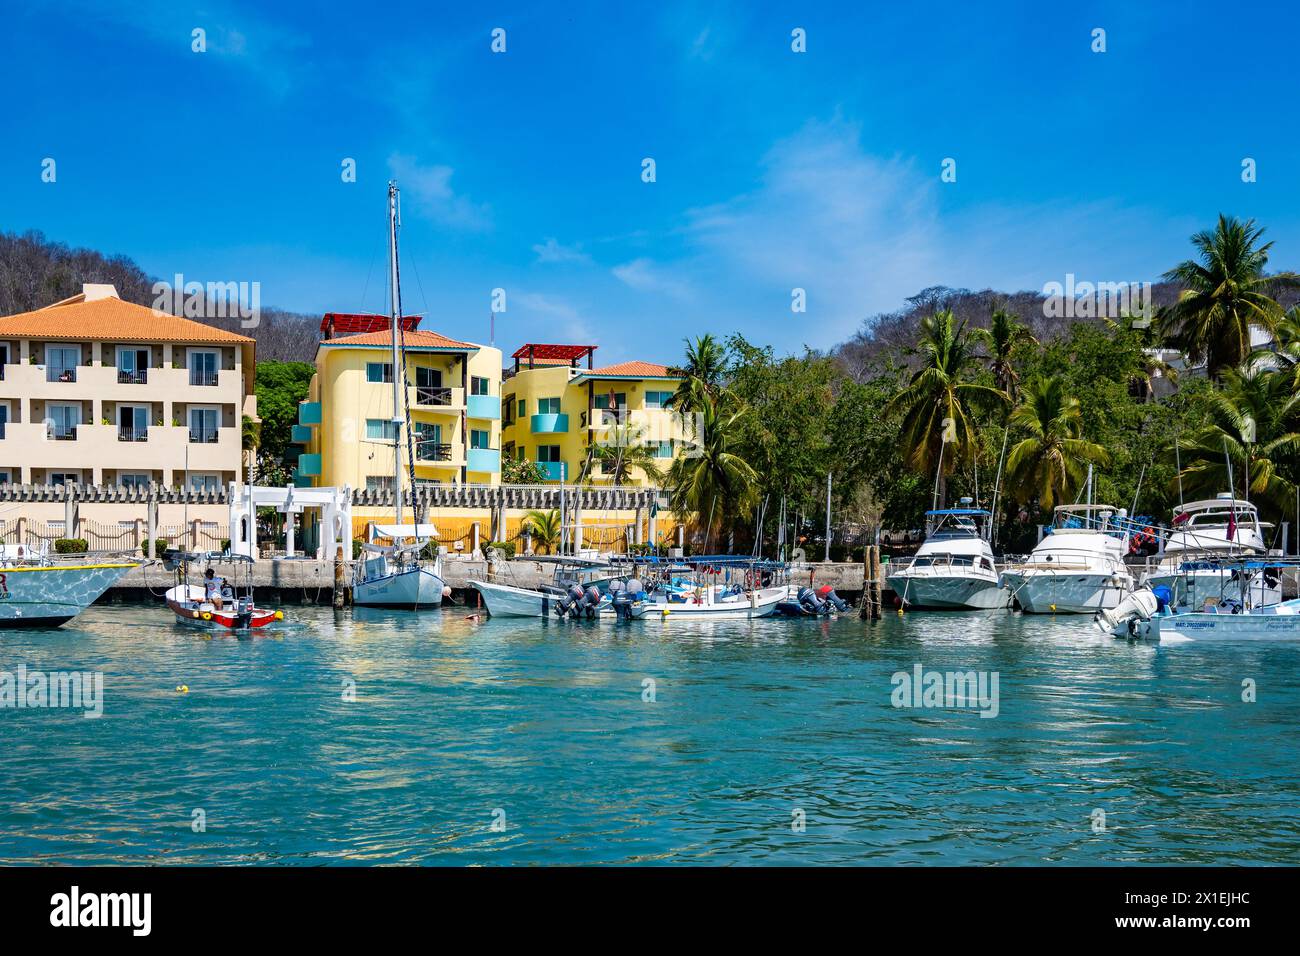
[102, 558, 874, 605]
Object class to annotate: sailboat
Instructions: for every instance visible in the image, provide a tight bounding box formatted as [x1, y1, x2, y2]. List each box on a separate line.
[352, 181, 448, 609]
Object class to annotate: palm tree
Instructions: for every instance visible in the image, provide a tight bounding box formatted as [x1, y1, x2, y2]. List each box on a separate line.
[974, 306, 1036, 402]
[885, 309, 1007, 493]
[1158, 215, 1300, 379]
[666, 333, 730, 422]
[1005, 375, 1110, 510]
[1254, 305, 1300, 391]
[521, 509, 562, 555]
[591, 421, 667, 486]
[666, 394, 758, 545]
[1172, 358, 1300, 514]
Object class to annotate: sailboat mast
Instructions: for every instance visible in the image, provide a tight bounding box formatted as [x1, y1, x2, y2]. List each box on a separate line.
[387, 181, 404, 525]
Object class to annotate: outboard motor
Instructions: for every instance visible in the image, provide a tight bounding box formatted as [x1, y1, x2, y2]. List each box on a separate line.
[610, 580, 635, 620]
[797, 586, 827, 615]
[555, 583, 586, 617]
[817, 584, 850, 612]
[1095, 587, 1160, 637]
[580, 584, 603, 618]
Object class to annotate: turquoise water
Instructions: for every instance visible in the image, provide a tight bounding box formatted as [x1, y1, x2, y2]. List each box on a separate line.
[2, 604, 1298, 865]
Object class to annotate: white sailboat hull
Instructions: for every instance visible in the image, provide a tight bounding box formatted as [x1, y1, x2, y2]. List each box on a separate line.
[886, 571, 1006, 610]
[0, 563, 137, 627]
[1001, 570, 1132, 614]
[353, 566, 445, 608]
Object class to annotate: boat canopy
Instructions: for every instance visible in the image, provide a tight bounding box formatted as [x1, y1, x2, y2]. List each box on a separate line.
[925, 508, 992, 518]
[370, 523, 439, 541]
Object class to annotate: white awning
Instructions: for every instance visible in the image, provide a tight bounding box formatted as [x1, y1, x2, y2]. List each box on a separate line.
[370, 523, 439, 541]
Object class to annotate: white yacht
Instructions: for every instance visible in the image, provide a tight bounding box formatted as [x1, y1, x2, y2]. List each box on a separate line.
[1000, 504, 1135, 613]
[884, 502, 1004, 610]
[1142, 494, 1279, 609]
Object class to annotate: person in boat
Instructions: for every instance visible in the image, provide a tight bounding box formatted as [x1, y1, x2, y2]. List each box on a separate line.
[203, 568, 226, 611]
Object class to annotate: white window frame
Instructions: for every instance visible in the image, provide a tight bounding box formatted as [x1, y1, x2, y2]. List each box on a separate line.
[187, 348, 220, 386]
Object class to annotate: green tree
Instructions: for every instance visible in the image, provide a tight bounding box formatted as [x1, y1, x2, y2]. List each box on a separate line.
[666, 333, 730, 421]
[1005, 375, 1110, 510]
[667, 394, 758, 547]
[1172, 359, 1300, 516]
[1158, 215, 1300, 379]
[521, 509, 562, 554]
[974, 306, 1036, 402]
[886, 309, 1007, 496]
[590, 421, 667, 486]
[253, 361, 315, 461]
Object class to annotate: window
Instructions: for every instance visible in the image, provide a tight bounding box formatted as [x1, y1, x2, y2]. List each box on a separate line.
[415, 423, 448, 461]
[517, 399, 525, 419]
[366, 418, 398, 441]
[414, 367, 448, 405]
[47, 402, 80, 439]
[117, 347, 150, 384]
[593, 392, 626, 410]
[366, 362, 393, 383]
[0, 401, 8, 440]
[189, 350, 219, 386]
[119, 473, 151, 489]
[366, 476, 394, 490]
[645, 390, 673, 409]
[188, 473, 220, 491]
[46, 346, 79, 383]
[537, 445, 561, 463]
[470, 376, 490, 396]
[0, 471, 11, 483]
[503, 394, 516, 424]
[538, 397, 561, 415]
[470, 429, 490, 449]
[652, 439, 673, 458]
[49, 472, 80, 487]
[188, 407, 219, 443]
[117, 404, 149, 441]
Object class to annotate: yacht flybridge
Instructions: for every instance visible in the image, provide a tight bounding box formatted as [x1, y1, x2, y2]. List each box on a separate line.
[1000, 503, 1136, 613]
[884, 501, 1004, 610]
[1142, 494, 1279, 608]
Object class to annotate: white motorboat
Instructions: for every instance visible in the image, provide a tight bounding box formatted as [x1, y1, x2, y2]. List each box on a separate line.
[353, 522, 447, 609]
[630, 584, 786, 620]
[1000, 503, 1135, 613]
[1141, 494, 1279, 609]
[1100, 559, 1300, 642]
[0, 546, 138, 627]
[469, 556, 619, 617]
[885, 502, 1005, 610]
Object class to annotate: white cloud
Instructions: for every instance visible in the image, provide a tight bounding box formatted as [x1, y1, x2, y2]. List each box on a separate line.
[532, 238, 591, 265]
[612, 257, 694, 301]
[387, 154, 491, 231]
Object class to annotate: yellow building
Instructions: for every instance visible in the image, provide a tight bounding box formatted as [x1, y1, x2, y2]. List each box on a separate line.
[296, 314, 502, 492]
[501, 343, 685, 486]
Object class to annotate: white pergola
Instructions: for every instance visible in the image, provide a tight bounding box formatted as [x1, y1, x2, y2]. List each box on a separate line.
[228, 483, 352, 559]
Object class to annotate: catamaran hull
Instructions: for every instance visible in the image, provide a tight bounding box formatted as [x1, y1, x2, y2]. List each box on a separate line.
[0, 563, 136, 628]
[886, 572, 1006, 610]
[1002, 571, 1132, 614]
[631, 588, 786, 620]
[353, 567, 445, 609]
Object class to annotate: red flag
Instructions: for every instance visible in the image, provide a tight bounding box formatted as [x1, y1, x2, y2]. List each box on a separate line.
[1227, 509, 1237, 542]
[1172, 511, 1190, 525]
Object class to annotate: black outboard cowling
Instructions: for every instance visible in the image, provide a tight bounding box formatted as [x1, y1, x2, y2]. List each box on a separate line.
[818, 585, 850, 612]
[579, 585, 603, 618]
[555, 583, 586, 617]
[797, 586, 827, 614]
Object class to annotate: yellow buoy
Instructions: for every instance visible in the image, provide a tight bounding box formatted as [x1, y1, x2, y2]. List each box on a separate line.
[176, 684, 189, 694]
[201, 612, 212, 621]
[274, 610, 284, 620]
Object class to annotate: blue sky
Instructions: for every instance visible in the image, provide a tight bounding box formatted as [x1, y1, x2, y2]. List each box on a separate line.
[3, 1, 1299, 364]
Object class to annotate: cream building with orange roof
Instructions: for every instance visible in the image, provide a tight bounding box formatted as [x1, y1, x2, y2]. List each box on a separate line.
[0, 284, 256, 489]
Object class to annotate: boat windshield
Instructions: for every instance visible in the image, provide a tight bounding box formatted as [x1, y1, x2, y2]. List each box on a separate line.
[924, 509, 989, 541]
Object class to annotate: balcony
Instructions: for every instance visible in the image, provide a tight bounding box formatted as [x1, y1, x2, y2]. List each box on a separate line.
[467, 448, 501, 473]
[189, 428, 220, 444]
[47, 368, 78, 384]
[415, 441, 453, 462]
[531, 412, 569, 434]
[467, 394, 500, 420]
[117, 426, 148, 442]
[409, 385, 464, 410]
[117, 369, 148, 385]
[298, 401, 322, 426]
[297, 453, 322, 477]
[290, 424, 313, 444]
[189, 370, 219, 387]
[538, 461, 565, 481]
[49, 425, 78, 441]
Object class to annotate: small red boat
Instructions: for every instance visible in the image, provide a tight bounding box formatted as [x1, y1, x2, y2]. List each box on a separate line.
[162, 551, 283, 632]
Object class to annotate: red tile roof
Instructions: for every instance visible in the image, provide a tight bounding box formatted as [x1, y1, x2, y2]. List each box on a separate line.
[578, 361, 679, 379]
[323, 329, 476, 350]
[0, 294, 255, 344]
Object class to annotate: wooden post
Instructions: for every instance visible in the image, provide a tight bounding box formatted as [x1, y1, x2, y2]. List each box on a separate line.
[334, 541, 346, 608]
[860, 545, 882, 620]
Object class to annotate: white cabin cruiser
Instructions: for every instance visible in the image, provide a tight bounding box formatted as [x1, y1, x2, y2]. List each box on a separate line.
[885, 503, 1004, 610]
[1000, 504, 1135, 613]
[1142, 494, 1279, 609]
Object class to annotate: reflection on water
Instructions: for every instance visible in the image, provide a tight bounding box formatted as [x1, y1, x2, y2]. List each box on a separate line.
[1, 604, 1298, 865]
